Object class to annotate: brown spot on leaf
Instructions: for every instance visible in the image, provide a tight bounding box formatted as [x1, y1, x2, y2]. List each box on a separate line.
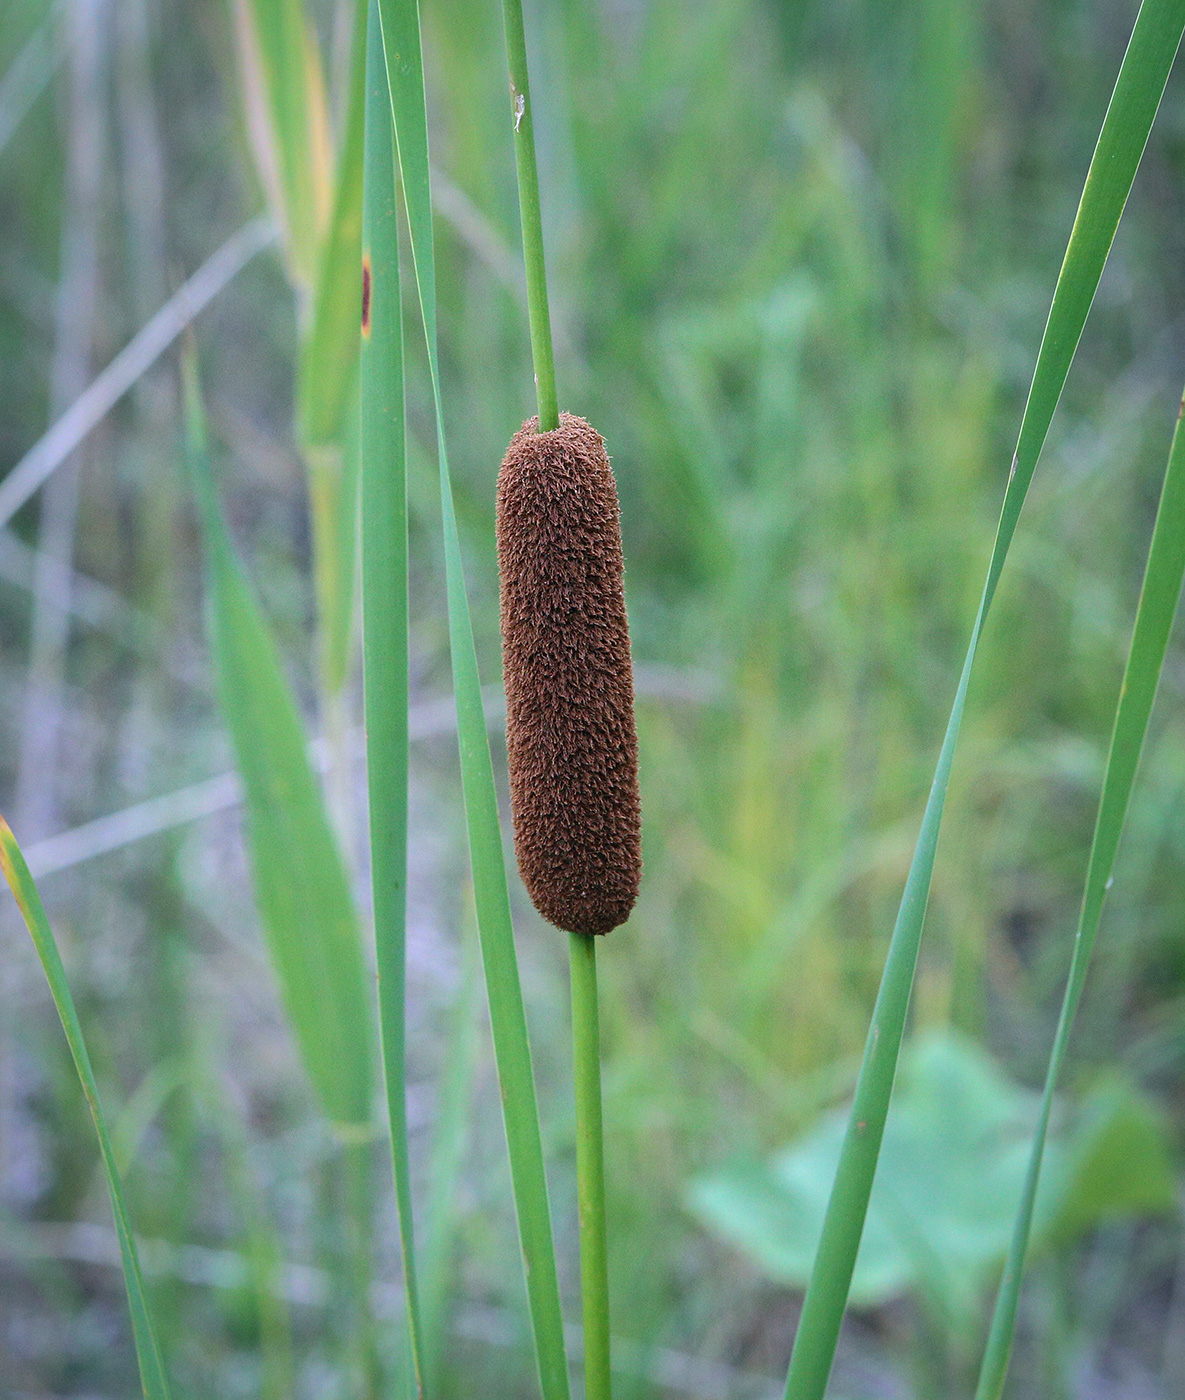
[361, 256, 372, 337]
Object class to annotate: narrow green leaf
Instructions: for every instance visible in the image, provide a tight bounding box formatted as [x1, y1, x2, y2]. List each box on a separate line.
[975, 385, 1185, 1400]
[0, 818, 171, 1400]
[782, 6, 1185, 1397]
[307, 420, 361, 699]
[360, 0, 425, 1390]
[374, 3, 571, 1396]
[184, 354, 372, 1134]
[237, 0, 329, 284]
[299, 0, 368, 447]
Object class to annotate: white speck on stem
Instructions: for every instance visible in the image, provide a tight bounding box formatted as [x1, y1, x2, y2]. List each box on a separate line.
[1105, 876, 1114, 891]
[513, 91, 525, 131]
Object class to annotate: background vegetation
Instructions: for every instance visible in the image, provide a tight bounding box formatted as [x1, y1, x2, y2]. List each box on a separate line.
[3, 0, 1185, 1395]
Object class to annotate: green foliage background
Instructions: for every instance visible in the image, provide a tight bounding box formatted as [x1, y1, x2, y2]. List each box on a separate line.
[4, 0, 1185, 1395]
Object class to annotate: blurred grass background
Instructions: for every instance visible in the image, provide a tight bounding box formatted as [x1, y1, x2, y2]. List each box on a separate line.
[3, 0, 1185, 1395]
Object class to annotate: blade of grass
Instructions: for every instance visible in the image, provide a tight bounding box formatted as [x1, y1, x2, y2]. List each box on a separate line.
[360, 0, 425, 1391]
[374, 3, 571, 1397]
[299, 0, 367, 447]
[781, 5, 1185, 1397]
[498, 3, 612, 1393]
[183, 350, 373, 1136]
[0, 817, 171, 1400]
[236, 0, 329, 283]
[306, 410, 361, 700]
[975, 389, 1185, 1400]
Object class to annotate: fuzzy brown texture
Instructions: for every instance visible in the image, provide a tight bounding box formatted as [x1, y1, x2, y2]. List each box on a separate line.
[496, 413, 641, 935]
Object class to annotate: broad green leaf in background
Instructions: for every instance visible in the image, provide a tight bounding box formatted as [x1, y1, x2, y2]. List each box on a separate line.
[692, 1033, 1174, 1342]
[184, 353, 372, 1134]
[360, 0, 425, 1391]
[782, 5, 1185, 1396]
[374, 2, 571, 1396]
[975, 379, 1185, 1400]
[0, 818, 172, 1400]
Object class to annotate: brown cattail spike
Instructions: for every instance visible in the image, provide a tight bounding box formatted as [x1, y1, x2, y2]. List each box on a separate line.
[496, 413, 641, 935]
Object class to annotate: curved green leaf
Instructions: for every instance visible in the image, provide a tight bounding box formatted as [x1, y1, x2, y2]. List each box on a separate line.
[975, 383, 1185, 1400]
[782, 5, 1185, 1397]
[360, 0, 425, 1390]
[0, 819, 171, 1400]
[185, 355, 372, 1134]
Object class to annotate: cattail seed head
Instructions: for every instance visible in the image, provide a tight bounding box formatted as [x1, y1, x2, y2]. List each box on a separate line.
[496, 413, 641, 935]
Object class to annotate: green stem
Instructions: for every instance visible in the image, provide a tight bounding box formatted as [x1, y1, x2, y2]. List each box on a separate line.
[570, 932, 611, 1400]
[499, 0, 558, 431]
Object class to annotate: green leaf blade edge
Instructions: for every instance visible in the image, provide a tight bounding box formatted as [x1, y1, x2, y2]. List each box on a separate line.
[782, 5, 1185, 1397]
[974, 388, 1185, 1400]
[0, 818, 172, 1400]
[373, 2, 571, 1396]
[184, 355, 373, 1135]
[360, 0, 427, 1391]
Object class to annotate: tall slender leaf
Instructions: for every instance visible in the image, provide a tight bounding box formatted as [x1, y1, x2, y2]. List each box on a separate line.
[374, 3, 571, 1397]
[307, 418, 362, 699]
[975, 389, 1185, 1399]
[234, 0, 330, 284]
[782, 5, 1185, 1396]
[360, 0, 425, 1390]
[184, 354, 372, 1134]
[299, 0, 368, 447]
[0, 818, 171, 1400]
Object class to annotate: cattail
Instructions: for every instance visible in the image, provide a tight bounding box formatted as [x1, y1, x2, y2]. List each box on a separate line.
[496, 413, 641, 936]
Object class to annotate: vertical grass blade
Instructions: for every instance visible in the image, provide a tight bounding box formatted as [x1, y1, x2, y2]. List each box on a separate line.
[0, 818, 171, 1400]
[974, 390, 1185, 1400]
[782, 5, 1185, 1397]
[236, 0, 331, 285]
[373, 4, 571, 1397]
[360, 0, 425, 1390]
[299, 0, 367, 448]
[184, 354, 373, 1135]
[306, 418, 362, 700]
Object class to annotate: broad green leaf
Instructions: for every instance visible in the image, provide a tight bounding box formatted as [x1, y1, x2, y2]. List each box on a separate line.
[693, 1033, 1174, 1341]
[783, 6, 1185, 1396]
[360, 0, 425, 1390]
[1043, 1074, 1176, 1245]
[375, 2, 571, 1396]
[299, 0, 367, 447]
[0, 818, 172, 1400]
[184, 355, 372, 1133]
[975, 376, 1185, 1400]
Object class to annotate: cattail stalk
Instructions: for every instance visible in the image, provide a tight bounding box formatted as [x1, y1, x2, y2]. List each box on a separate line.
[500, 0, 558, 432]
[497, 3, 620, 1395]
